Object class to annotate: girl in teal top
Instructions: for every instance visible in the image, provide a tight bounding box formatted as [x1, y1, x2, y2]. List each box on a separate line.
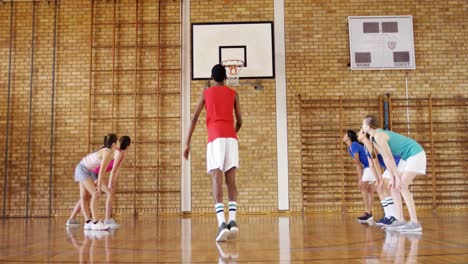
[362, 115, 426, 233]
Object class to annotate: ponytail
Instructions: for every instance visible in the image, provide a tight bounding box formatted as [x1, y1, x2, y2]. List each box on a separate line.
[103, 133, 118, 148]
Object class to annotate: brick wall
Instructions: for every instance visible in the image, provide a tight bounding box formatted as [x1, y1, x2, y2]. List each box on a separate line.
[0, 0, 466, 216]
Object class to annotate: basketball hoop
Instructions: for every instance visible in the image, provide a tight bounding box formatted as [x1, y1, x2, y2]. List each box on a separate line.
[222, 59, 244, 86]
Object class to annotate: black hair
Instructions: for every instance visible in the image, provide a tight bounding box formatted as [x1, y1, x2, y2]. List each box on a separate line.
[347, 130, 358, 143]
[103, 133, 118, 148]
[211, 64, 227, 82]
[119, 135, 131, 150]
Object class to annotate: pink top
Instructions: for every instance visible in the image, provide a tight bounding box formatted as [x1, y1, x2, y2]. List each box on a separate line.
[90, 149, 124, 174]
[91, 159, 114, 174]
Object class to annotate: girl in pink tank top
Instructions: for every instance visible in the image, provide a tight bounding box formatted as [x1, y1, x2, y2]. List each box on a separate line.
[68, 136, 131, 229]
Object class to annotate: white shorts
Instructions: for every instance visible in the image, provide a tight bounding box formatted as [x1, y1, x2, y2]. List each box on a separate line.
[382, 160, 407, 180]
[362, 167, 376, 182]
[206, 138, 239, 173]
[402, 151, 427, 175]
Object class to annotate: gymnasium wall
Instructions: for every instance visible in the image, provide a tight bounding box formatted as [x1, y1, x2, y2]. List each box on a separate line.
[0, 0, 466, 216]
[284, 0, 467, 212]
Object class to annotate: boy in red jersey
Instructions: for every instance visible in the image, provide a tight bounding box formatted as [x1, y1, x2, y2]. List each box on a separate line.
[184, 64, 243, 242]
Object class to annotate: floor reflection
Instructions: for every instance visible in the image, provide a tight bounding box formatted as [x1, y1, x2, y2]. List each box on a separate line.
[66, 227, 115, 263]
[216, 241, 239, 263]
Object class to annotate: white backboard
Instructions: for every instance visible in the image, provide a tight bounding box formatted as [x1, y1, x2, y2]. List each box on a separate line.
[191, 22, 275, 79]
[348, 16, 416, 70]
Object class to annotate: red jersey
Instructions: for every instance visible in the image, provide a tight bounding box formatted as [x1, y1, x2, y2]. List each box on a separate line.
[204, 86, 238, 143]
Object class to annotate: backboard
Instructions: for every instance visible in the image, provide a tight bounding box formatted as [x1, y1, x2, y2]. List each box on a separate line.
[191, 21, 275, 80]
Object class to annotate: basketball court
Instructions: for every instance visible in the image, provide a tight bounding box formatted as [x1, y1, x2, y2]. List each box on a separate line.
[0, 0, 467, 263]
[1, 212, 467, 263]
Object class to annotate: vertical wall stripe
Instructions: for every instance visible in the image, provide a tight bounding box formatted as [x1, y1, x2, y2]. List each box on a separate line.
[3, 1, 14, 218]
[26, 1, 37, 218]
[48, 0, 58, 217]
[181, 0, 192, 212]
[274, 0, 289, 211]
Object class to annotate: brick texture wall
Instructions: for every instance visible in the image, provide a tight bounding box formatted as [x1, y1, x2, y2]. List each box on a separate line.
[0, 0, 466, 216]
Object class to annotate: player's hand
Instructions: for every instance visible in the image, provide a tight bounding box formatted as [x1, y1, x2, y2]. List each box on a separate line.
[388, 177, 395, 189]
[395, 177, 402, 191]
[377, 180, 384, 191]
[183, 145, 191, 160]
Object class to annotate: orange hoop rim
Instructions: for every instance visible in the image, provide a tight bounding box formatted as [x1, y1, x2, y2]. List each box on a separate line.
[222, 59, 244, 75]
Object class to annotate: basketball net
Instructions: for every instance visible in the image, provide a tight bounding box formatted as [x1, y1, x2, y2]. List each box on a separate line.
[222, 59, 244, 86]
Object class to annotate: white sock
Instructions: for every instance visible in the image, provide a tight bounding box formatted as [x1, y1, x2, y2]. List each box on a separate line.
[215, 203, 225, 227]
[381, 200, 389, 218]
[385, 197, 395, 217]
[228, 201, 237, 223]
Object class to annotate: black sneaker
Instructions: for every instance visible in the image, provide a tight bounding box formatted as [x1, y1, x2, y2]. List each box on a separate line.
[357, 212, 373, 223]
[216, 222, 229, 242]
[227, 220, 238, 239]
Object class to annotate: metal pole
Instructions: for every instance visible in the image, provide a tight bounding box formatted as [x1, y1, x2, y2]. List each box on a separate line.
[405, 77, 410, 135]
[3, 1, 14, 218]
[156, 0, 161, 216]
[339, 96, 345, 212]
[88, 0, 94, 152]
[26, 0, 37, 218]
[428, 94, 437, 211]
[298, 95, 304, 213]
[111, 0, 116, 132]
[48, 0, 58, 217]
[133, 0, 138, 217]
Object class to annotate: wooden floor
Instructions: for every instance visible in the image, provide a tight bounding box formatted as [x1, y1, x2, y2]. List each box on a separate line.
[0, 211, 467, 263]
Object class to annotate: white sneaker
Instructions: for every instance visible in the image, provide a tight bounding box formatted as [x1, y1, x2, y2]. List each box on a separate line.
[91, 220, 110, 231]
[104, 218, 120, 228]
[83, 221, 93, 230]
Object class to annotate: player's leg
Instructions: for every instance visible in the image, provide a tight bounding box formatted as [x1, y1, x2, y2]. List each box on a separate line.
[81, 177, 109, 230]
[100, 178, 119, 228]
[224, 138, 239, 238]
[358, 168, 374, 222]
[399, 171, 422, 232]
[207, 138, 229, 242]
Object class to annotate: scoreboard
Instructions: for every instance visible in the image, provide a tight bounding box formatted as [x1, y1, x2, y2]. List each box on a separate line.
[348, 16, 416, 70]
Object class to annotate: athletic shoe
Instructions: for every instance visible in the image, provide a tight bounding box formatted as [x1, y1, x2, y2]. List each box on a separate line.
[399, 221, 423, 233]
[227, 220, 238, 239]
[91, 220, 110, 231]
[377, 216, 396, 226]
[104, 218, 120, 228]
[383, 220, 407, 230]
[357, 212, 373, 223]
[216, 222, 229, 242]
[66, 219, 80, 227]
[356, 212, 368, 221]
[383, 216, 397, 225]
[375, 217, 387, 226]
[83, 221, 93, 230]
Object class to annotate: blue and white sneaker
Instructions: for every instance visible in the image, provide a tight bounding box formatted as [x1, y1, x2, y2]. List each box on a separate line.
[375, 217, 387, 226]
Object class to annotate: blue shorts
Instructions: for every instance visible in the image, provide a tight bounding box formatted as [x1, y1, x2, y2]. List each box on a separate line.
[74, 160, 98, 182]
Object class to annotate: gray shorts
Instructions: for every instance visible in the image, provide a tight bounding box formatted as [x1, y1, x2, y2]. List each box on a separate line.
[74, 161, 98, 182]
